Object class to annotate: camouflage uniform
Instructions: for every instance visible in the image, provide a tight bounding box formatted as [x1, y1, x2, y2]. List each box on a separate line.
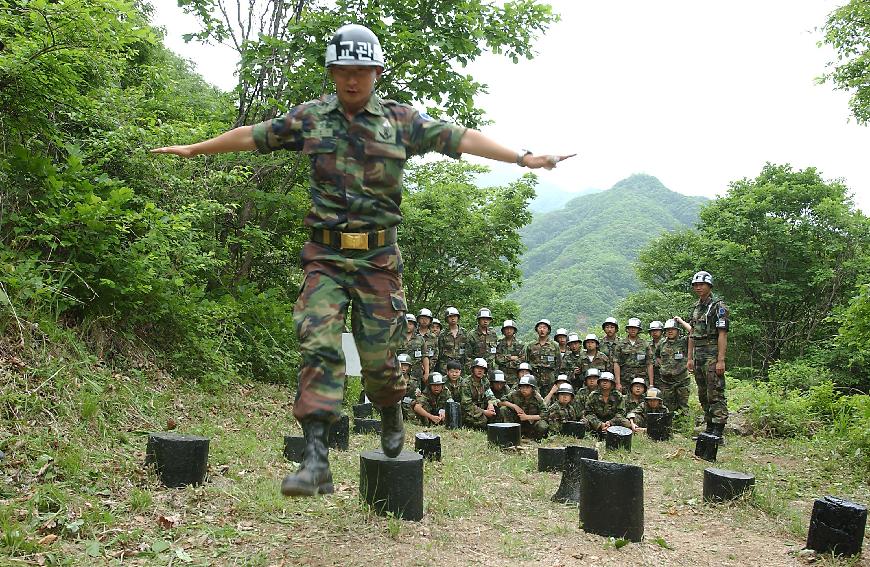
[615, 338, 652, 386]
[499, 389, 549, 438]
[546, 401, 582, 434]
[689, 295, 730, 425]
[656, 336, 690, 414]
[577, 352, 610, 385]
[444, 378, 463, 404]
[584, 390, 629, 431]
[555, 347, 570, 375]
[438, 327, 468, 373]
[627, 400, 670, 429]
[650, 335, 665, 386]
[622, 393, 645, 417]
[560, 349, 585, 388]
[575, 386, 597, 406]
[601, 336, 619, 368]
[469, 326, 499, 370]
[410, 388, 452, 425]
[526, 340, 561, 395]
[489, 384, 512, 405]
[421, 330, 439, 371]
[400, 333, 428, 386]
[252, 93, 465, 421]
[400, 368, 418, 420]
[459, 375, 497, 429]
[495, 338, 525, 385]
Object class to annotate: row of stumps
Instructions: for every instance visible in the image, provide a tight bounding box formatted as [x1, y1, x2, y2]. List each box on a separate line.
[143, 412, 867, 557]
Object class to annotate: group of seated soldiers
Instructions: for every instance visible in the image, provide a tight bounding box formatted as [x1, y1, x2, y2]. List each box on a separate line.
[398, 307, 686, 439]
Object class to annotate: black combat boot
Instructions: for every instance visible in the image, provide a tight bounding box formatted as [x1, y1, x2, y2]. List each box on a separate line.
[704, 421, 716, 435]
[711, 422, 726, 443]
[281, 419, 334, 497]
[378, 402, 404, 458]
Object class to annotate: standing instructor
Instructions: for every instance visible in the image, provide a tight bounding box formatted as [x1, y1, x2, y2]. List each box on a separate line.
[152, 24, 573, 497]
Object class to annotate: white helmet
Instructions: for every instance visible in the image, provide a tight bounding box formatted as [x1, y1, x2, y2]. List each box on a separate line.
[626, 318, 642, 329]
[649, 320, 664, 332]
[397, 353, 411, 365]
[445, 306, 460, 317]
[598, 371, 616, 384]
[472, 357, 488, 369]
[477, 308, 493, 319]
[501, 319, 517, 332]
[585, 368, 601, 378]
[602, 317, 619, 330]
[518, 375, 537, 387]
[630, 377, 648, 390]
[584, 333, 600, 345]
[535, 318, 552, 331]
[491, 370, 506, 383]
[554, 328, 569, 339]
[518, 362, 532, 371]
[429, 372, 445, 386]
[418, 308, 433, 319]
[567, 333, 581, 344]
[405, 313, 417, 324]
[646, 387, 663, 400]
[431, 318, 441, 327]
[691, 271, 713, 286]
[556, 383, 575, 396]
[664, 319, 677, 330]
[555, 374, 570, 383]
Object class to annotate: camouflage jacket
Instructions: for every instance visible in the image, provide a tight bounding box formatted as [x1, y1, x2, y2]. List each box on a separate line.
[622, 394, 645, 416]
[575, 386, 597, 407]
[252, 94, 466, 231]
[584, 390, 625, 423]
[546, 401, 582, 433]
[438, 326, 468, 368]
[560, 349, 585, 382]
[489, 384, 512, 403]
[601, 335, 620, 362]
[526, 340, 561, 374]
[578, 351, 610, 379]
[445, 379, 463, 404]
[459, 376, 496, 418]
[411, 388, 451, 415]
[615, 337, 652, 376]
[656, 336, 689, 378]
[399, 334, 428, 379]
[689, 295, 730, 345]
[627, 401, 670, 428]
[505, 389, 548, 417]
[468, 327, 499, 367]
[495, 338, 525, 373]
[420, 331, 438, 365]
[402, 370, 419, 397]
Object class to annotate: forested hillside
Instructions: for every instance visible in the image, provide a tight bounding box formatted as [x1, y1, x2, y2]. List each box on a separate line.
[511, 174, 707, 332]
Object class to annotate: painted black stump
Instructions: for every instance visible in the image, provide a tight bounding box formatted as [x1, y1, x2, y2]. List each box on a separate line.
[414, 432, 441, 461]
[145, 432, 209, 488]
[703, 468, 755, 502]
[360, 450, 424, 521]
[695, 432, 720, 462]
[354, 418, 382, 435]
[353, 402, 373, 418]
[329, 415, 350, 450]
[487, 423, 520, 448]
[538, 446, 566, 473]
[806, 496, 867, 557]
[445, 401, 462, 429]
[562, 421, 586, 439]
[646, 412, 672, 441]
[552, 446, 599, 504]
[283, 435, 305, 463]
[605, 426, 632, 451]
[578, 459, 644, 542]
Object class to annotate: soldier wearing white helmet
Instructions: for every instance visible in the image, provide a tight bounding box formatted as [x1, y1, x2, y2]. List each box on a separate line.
[400, 313, 429, 389]
[416, 308, 438, 370]
[498, 375, 549, 439]
[561, 333, 584, 387]
[410, 372, 450, 426]
[459, 358, 498, 429]
[654, 317, 692, 418]
[469, 308, 498, 371]
[648, 320, 665, 386]
[687, 270, 730, 438]
[517, 361, 532, 380]
[576, 367, 602, 403]
[578, 333, 610, 388]
[489, 370, 512, 403]
[584, 371, 630, 433]
[601, 316, 620, 362]
[613, 317, 653, 392]
[526, 318, 560, 396]
[431, 318, 442, 336]
[553, 327, 570, 376]
[546, 382, 582, 435]
[496, 319, 525, 386]
[438, 306, 467, 373]
[627, 387, 670, 432]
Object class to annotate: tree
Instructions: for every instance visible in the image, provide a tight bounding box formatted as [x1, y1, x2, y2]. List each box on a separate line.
[820, 0, 870, 124]
[628, 164, 870, 374]
[398, 160, 535, 324]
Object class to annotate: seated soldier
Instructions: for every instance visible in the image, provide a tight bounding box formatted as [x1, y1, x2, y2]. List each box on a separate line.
[543, 373, 571, 407]
[444, 360, 463, 403]
[546, 383, 581, 435]
[517, 361, 532, 381]
[623, 377, 648, 416]
[584, 371, 630, 434]
[489, 370, 512, 406]
[498, 375, 549, 440]
[460, 358, 498, 429]
[398, 353, 419, 420]
[627, 387, 670, 432]
[575, 368, 600, 403]
[411, 372, 451, 426]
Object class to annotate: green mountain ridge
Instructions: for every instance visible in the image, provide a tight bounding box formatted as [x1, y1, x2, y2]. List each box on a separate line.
[510, 174, 708, 334]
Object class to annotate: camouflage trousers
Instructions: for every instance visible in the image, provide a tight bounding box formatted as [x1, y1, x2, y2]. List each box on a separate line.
[498, 407, 549, 439]
[293, 241, 407, 422]
[693, 345, 728, 424]
[463, 407, 493, 429]
[658, 372, 690, 414]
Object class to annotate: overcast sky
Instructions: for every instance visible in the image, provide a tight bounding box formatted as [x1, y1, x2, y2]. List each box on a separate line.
[152, 1, 869, 212]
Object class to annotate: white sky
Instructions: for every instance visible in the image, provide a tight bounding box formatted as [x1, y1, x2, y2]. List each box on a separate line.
[151, 1, 869, 212]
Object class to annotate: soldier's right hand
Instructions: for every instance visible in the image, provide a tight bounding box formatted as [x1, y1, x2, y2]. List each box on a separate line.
[687, 359, 694, 372]
[150, 145, 196, 158]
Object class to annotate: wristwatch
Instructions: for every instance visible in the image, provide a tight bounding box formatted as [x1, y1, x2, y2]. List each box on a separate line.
[516, 149, 532, 166]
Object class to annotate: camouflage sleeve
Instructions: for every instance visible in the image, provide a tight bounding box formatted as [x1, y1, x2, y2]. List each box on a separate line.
[406, 111, 466, 158]
[251, 104, 308, 153]
[715, 301, 730, 332]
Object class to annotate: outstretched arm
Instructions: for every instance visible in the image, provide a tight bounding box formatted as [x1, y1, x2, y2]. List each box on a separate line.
[150, 125, 256, 158]
[457, 129, 574, 170]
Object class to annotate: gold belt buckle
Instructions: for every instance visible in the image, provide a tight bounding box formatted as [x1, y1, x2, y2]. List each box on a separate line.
[340, 232, 369, 250]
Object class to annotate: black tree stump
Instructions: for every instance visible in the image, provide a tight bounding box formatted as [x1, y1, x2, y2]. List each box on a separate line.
[695, 432, 721, 462]
[703, 468, 755, 502]
[605, 426, 632, 451]
[562, 421, 586, 439]
[329, 415, 350, 450]
[538, 446, 566, 473]
[360, 450, 424, 521]
[414, 432, 441, 461]
[551, 445, 599, 504]
[353, 402, 373, 418]
[578, 459, 644, 542]
[445, 401, 462, 429]
[145, 432, 209, 488]
[487, 423, 520, 448]
[806, 496, 867, 557]
[354, 418, 382, 435]
[646, 412, 672, 441]
[283, 435, 305, 463]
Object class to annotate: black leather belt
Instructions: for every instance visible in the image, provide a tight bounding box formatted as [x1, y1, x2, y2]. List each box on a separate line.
[310, 227, 397, 251]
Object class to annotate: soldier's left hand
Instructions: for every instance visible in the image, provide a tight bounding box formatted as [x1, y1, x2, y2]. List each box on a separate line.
[715, 360, 725, 376]
[524, 153, 576, 170]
